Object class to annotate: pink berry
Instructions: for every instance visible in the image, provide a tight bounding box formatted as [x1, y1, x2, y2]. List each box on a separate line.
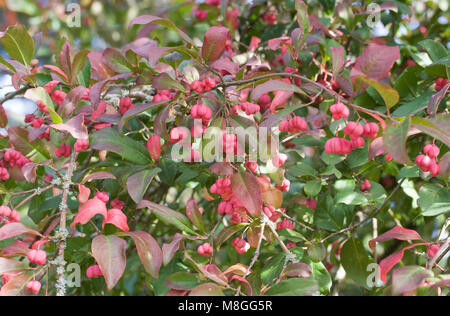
[94, 192, 109, 203]
[305, 199, 317, 210]
[343, 121, 363, 140]
[427, 245, 440, 258]
[197, 243, 213, 257]
[86, 265, 103, 279]
[26, 280, 41, 295]
[74, 139, 89, 152]
[329, 102, 350, 120]
[423, 144, 440, 159]
[27, 249, 47, 266]
[272, 153, 288, 168]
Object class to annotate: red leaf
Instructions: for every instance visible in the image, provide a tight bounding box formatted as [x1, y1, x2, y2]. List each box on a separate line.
[147, 135, 161, 161]
[209, 162, 234, 176]
[368, 137, 385, 160]
[379, 243, 424, 283]
[0, 223, 42, 242]
[91, 235, 127, 290]
[230, 275, 253, 296]
[350, 44, 400, 81]
[202, 26, 230, 62]
[0, 273, 32, 296]
[77, 184, 91, 204]
[43, 65, 69, 83]
[0, 104, 8, 128]
[58, 86, 87, 118]
[231, 171, 263, 217]
[251, 79, 301, 101]
[330, 46, 345, 75]
[369, 226, 423, 250]
[103, 209, 129, 232]
[0, 258, 28, 275]
[50, 114, 88, 140]
[71, 198, 108, 228]
[126, 231, 162, 279]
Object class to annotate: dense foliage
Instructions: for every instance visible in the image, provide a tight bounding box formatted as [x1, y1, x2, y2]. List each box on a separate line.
[0, 0, 449, 296]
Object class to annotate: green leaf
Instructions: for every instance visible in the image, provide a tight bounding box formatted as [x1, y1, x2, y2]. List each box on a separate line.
[214, 223, 247, 249]
[335, 191, 368, 206]
[340, 238, 374, 289]
[139, 201, 196, 235]
[358, 76, 400, 108]
[334, 179, 355, 192]
[304, 180, 322, 197]
[418, 184, 450, 217]
[0, 24, 34, 67]
[0, 54, 16, 72]
[261, 253, 286, 284]
[310, 262, 332, 295]
[91, 128, 152, 165]
[165, 272, 201, 290]
[294, 0, 310, 49]
[418, 40, 448, 63]
[287, 162, 318, 177]
[265, 278, 318, 296]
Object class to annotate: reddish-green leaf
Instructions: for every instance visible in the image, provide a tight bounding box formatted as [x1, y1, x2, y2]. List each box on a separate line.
[126, 231, 162, 279]
[201, 26, 230, 62]
[91, 235, 127, 290]
[231, 171, 263, 217]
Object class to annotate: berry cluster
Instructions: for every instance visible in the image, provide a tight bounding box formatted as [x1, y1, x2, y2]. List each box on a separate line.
[232, 237, 250, 254]
[231, 102, 261, 116]
[55, 144, 72, 158]
[153, 89, 176, 103]
[360, 179, 371, 192]
[325, 118, 379, 155]
[119, 97, 135, 115]
[190, 78, 216, 94]
[197, 243, 213, 257]
[0, 149, 32, 181]
[416, 144, 440, 177]
[0, 206, 21, 224]
[279, 116, 307, 133]
[277, 219, 294, 231]
[191, 104, 213, 125]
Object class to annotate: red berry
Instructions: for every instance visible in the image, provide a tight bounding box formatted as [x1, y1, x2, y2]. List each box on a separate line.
[94, 192, 109, 203]
[119, 97, 134, 115]
[362, 123, 379, 139]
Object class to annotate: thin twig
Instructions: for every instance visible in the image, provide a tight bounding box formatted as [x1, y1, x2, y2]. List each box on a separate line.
[321, 178, 405, 243]
[235, 221, 266, 296]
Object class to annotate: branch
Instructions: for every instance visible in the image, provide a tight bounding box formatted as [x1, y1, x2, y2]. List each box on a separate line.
[54, 153, 77, 296]
[222, 72, 390, 119]
[0, 85, 31, 104]
[235, 221, 266, 296]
